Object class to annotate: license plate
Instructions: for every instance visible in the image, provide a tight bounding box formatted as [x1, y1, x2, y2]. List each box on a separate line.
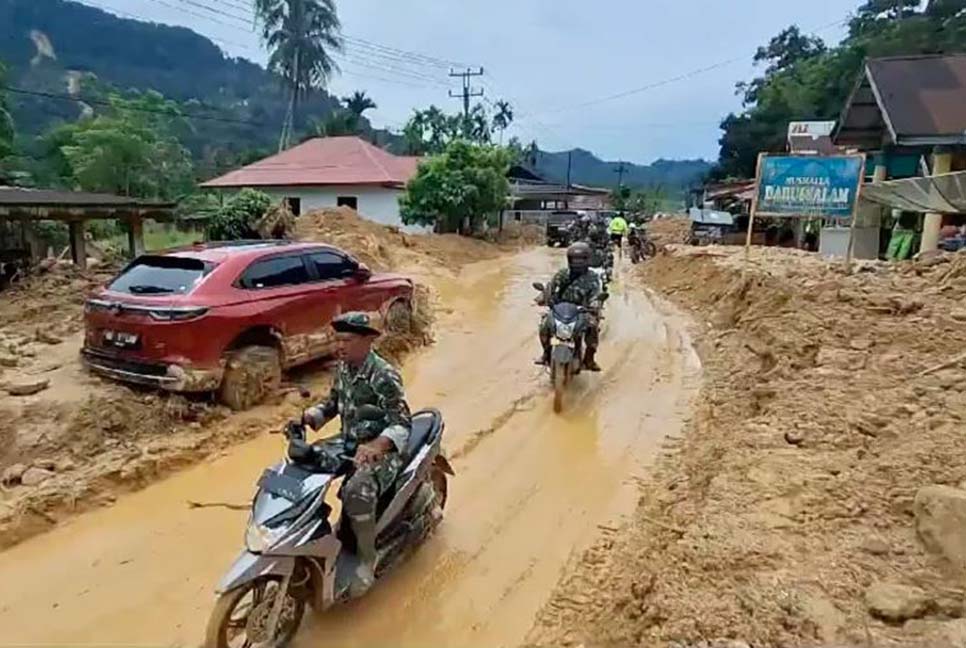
[258, 469, 305, 501]
[103, 330, 139, 349]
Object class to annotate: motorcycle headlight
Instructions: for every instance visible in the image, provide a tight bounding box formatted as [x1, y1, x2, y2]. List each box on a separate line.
[555, 321, 575, 341]
[245, 521, 280, 553]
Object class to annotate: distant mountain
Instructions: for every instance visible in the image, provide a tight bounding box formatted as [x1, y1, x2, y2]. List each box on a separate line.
[534, 148, 711, 191]
[0, 0, 348, 169]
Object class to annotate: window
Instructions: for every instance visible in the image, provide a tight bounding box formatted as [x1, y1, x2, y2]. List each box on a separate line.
[309, 251, 356, 281]
[109, 256, 211, 295]
[337, 196, 358, 210]
[285, 197, 302, 216]
[240, 256, 310, 289]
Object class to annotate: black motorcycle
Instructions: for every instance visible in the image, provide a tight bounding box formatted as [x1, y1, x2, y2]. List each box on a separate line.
[628, 226, 657, 264]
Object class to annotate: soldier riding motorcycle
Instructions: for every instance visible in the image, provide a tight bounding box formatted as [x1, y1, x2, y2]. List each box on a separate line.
[204, 313, 453, 648]
[535, 242, 603, 373]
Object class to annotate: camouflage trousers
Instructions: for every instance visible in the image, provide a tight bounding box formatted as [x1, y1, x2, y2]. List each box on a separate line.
[318, 438, 404, 519]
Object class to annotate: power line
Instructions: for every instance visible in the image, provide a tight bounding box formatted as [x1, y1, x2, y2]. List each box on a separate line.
[522, 17, 851, 119]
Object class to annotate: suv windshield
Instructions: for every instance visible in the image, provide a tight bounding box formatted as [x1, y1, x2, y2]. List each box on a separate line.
[109, 256, 211, 295]
[549, 213, 578, 225]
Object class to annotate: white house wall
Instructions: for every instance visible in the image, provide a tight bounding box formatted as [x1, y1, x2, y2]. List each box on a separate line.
[222, 185, 424, 231]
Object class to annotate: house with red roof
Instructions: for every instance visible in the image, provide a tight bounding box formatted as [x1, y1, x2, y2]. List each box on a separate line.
[201, 136, 421, 228]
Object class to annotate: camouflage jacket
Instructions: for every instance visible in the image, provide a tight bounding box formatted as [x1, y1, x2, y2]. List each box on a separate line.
[306, 351, 411, 452]
[546, 268, 601, 308]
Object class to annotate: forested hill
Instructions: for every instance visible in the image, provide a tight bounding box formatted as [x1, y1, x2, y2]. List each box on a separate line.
[535, 147, 711, 190]
[0, 0, 339, 159]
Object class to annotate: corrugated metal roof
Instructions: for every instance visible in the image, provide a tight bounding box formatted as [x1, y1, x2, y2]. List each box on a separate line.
[840, 55, 966, 146]
[201, 136, 421, 189]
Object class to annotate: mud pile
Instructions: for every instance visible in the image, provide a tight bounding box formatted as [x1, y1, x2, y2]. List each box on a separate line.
[533, 246, 966, 647]
[0, 386, 235, 548]
[0, 206, 520, 549]
[295, 206, 503, 272]
[0, 261, 115, 334]
[646, 215, 690, 248]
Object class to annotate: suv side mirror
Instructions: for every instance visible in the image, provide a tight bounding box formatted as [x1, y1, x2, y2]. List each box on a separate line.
[532, 282, 545, 292]
[354, 262, 372, 282]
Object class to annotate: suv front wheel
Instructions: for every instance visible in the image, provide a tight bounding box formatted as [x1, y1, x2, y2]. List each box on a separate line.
[218, 345, 281, 411]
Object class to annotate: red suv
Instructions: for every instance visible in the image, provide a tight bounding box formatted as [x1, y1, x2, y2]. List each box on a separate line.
[82, 241, 414, 409]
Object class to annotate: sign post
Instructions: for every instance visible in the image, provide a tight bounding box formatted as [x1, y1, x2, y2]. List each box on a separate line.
[748, 153, 866, 267]
[745, 153, 766, 266]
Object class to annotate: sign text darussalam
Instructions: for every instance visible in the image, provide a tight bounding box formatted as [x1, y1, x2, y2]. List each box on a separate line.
[754, 155, 865, 219]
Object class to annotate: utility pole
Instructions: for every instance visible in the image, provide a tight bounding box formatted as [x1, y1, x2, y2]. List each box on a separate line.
[448, 67, 484, 118]
[564, 150, 573, 209]
[614, 161, 628, 189]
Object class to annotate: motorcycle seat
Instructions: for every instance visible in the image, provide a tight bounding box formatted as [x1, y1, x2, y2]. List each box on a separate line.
[405, 409, 442, 461]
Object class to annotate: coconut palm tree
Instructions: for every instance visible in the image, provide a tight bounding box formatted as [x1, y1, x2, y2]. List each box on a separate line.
[343, 90, 377, 118]
[491, 100, 513, 144]
[255, 0, 343, 151]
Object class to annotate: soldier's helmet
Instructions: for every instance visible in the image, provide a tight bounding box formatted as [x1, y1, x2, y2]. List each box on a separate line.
[566, 242, 592, 273]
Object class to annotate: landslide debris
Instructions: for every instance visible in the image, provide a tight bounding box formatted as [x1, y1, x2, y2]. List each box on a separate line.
[531, 246, 966, 647]
[1, 206, 517, 549]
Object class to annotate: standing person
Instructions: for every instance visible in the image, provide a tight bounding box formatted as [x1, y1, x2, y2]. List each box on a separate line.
[608, 212, 629, 252]
[299, 312, 411, 597]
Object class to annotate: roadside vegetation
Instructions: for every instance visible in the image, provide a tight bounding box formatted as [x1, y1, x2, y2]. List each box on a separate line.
[712, 0, 966, 180]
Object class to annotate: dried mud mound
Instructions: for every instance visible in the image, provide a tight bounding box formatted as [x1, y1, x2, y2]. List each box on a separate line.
[647, 215, 691, 248]
[0, 261, 116, 334]
[295, 206, 503, 272]
[532, 247, 966, 648]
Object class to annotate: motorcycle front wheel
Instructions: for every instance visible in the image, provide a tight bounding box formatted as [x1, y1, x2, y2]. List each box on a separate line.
[643, 241, 657, 258]
[551, 362, 567, 413]
[205, 575, 306, 648]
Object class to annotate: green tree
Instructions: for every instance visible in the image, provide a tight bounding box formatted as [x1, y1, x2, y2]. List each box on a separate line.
[343, 90, 376, 120]
[56, 91, 194, 198]
[491, 100, 514, 144]
[0, 62, 15, 180]
[399, 140, 511, 233]
[315, 90, 377, 136]
[402, 103, 494, 155]
[711, 1, 966, 180]
[206, 188, 273, 240]
[256, 0, 343, 150]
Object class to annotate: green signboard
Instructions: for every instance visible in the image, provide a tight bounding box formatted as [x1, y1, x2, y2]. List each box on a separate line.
[755, 154, 866, 219]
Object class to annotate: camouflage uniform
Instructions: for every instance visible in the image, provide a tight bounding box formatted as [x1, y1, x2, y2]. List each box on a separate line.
[539, 267, 602, 353]
[304, 350, 411, 530]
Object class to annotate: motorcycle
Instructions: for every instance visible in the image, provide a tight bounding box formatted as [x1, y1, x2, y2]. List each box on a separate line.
[533, 283, 603, 413]
[628, 226, 657, 264]
[204, 405, 453, 648]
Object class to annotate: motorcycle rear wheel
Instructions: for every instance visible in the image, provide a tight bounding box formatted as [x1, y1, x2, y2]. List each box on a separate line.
[205, 575, 306, 648]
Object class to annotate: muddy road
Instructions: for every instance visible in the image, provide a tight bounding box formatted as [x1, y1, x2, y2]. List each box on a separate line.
[0, 247, 700, 647]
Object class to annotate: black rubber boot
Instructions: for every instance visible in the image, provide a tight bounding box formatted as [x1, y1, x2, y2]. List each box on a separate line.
[583, 349, 602, 372]
[347, 513, 377, 598]
[534, 347, 551, 366]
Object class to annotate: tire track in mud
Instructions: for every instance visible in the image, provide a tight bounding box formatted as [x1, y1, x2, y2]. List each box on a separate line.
[0, 249, 701, 648]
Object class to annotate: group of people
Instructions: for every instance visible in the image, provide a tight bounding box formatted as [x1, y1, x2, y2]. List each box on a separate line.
[285, 212, 633, 598]
[534, 212, 633, 372]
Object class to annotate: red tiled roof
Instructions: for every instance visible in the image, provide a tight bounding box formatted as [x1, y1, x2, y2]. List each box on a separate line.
[201, 136, 421, 188]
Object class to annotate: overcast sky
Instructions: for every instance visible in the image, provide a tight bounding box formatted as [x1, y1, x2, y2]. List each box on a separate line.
[79, 0, 859, 164]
